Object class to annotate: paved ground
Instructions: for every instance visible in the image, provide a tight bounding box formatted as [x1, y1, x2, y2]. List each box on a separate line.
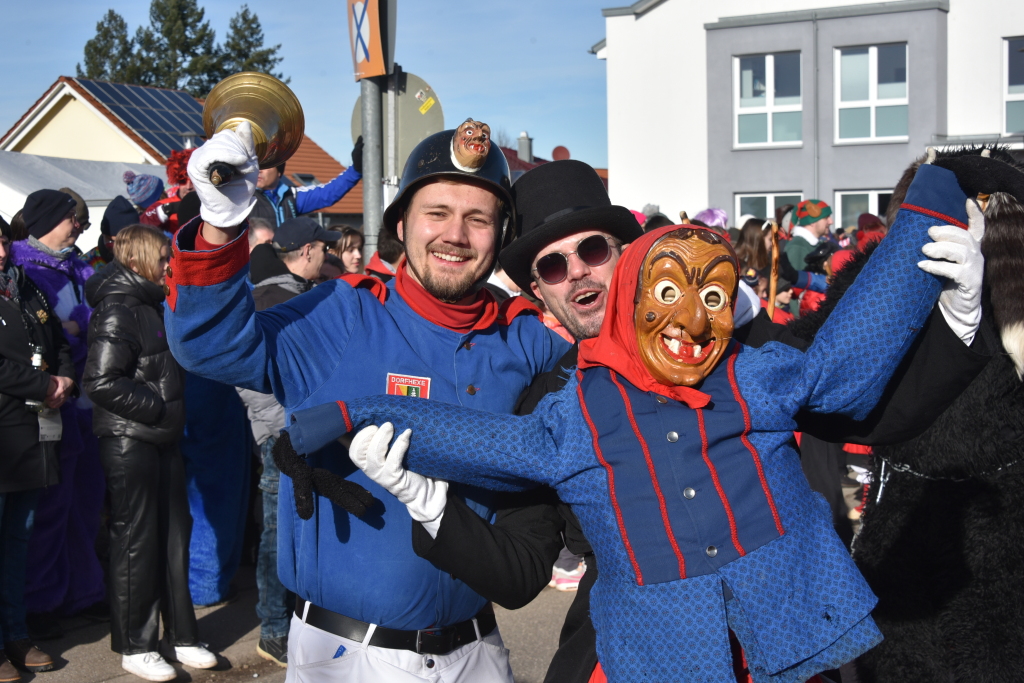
[496, 589, 575, 683]
[19, 566, 574, 683]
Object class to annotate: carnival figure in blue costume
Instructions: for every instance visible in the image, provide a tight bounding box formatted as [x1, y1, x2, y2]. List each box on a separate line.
[280, 164, 974, 682]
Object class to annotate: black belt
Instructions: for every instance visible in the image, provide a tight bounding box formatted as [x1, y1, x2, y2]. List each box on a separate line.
[295, 597, 497, 656]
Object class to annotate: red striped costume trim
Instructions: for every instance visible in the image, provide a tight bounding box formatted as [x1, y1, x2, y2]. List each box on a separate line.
[696, 408, 746, 557]
[727, 355, 785, 536]
[577, 371, 645, 586]
[608, 371, 687, 580]
[335, 401, 354, 433]
[899, 203, 968, 230]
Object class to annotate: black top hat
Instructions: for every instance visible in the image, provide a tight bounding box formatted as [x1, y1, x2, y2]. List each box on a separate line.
[499, 160, 642, 291]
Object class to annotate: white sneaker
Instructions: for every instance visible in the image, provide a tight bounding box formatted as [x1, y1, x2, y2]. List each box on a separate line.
[122, 652, 177, 682]
[174, 644, 217, 669]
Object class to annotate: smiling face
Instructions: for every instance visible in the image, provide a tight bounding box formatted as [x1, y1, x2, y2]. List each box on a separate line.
[451, 119, 491, 171]
[634, 231, 737, 387]
[397, 178, 501, 303]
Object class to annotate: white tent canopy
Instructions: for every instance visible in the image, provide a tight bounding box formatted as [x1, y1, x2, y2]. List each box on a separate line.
[0, 150, 166, 250]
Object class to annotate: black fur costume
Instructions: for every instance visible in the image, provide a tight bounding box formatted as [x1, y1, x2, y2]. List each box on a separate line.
[791, 147, 1024, 683]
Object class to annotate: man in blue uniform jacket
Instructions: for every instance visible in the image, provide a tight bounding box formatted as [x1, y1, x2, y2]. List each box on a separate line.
[281, 163, 983, 682]
[163, 119, 569, 682]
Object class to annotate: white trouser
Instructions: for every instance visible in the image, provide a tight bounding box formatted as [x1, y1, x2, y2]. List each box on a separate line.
[285, 612, 514, 683]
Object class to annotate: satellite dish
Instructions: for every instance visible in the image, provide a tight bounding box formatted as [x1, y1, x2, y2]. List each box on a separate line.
[352, 69, 444, 180]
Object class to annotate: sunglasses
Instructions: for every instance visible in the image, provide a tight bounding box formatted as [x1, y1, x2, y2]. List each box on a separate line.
[533, 235, 617, 285]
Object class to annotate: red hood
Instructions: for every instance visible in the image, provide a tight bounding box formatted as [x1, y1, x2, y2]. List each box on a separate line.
[577, 224, 739, 408]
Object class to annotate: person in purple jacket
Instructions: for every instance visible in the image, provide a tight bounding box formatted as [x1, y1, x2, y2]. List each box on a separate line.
[163, 119, 569, 682]
[9, 190, 106, 638]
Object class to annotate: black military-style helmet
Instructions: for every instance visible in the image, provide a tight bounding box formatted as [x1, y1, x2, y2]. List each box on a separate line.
[382, 128, 515, 248]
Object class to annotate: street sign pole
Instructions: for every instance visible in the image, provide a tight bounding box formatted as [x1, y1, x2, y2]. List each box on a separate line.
[384, 64, 401, 207]
[361, 76, 384, 262]
[348, 0, 394, 264]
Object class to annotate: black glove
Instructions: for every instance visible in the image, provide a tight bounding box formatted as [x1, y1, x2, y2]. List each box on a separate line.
[804, 240, 839, 275]
[272, 431, 377, 519]
[163, 201, 181, 215]
[351, 136, 364, 175]
[932, 154, 1024, 206]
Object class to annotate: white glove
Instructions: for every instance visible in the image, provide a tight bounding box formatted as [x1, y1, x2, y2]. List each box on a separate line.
[917, 199, 986, 346]
[187, 121, 259, 229]
[348, 423, 448, 537]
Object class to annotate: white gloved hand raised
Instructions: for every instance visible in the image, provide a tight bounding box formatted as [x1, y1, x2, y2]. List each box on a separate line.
[348, 423, 448, 537]
[186, 121, 259, 229]
[917, 199, 986, 346]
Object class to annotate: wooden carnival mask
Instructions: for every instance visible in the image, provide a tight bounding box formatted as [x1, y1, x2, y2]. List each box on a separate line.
[451, 118, 491, 171]
[634, 229, 737, 387]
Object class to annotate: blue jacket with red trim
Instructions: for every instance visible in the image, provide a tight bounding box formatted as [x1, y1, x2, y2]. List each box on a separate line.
[162, 220, 569, 629]
[284, 165, 967, 681]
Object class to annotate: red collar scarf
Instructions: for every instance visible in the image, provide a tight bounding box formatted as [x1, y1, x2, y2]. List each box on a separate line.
[577, 225, 722, 409]
[395, 261, 498, 332]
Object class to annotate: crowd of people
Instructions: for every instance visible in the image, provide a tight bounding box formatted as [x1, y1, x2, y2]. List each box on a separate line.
[0, 111, 1021, 683]
[0, 138, 366, 681]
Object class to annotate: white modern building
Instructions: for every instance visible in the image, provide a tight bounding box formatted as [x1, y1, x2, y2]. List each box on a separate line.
[592, 0, 1024, 227]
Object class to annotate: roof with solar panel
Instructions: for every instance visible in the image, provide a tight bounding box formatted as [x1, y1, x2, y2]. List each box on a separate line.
[74, 78, 205, 159]
[1, 75, 365, 216]
[0, 76, 204, 164]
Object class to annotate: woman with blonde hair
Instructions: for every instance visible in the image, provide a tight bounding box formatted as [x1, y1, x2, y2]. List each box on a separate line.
[84, 225, 215, 681]
[331, 226, 364, 274]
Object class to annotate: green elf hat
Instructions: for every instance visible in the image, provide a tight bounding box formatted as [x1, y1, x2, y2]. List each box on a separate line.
[793, 199, 832, 227]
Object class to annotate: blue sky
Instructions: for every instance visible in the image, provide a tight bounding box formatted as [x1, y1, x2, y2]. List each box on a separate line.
[1, 1, 612, 168]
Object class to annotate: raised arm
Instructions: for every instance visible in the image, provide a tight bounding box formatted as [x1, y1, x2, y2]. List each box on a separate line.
[283, 392, 571, 491]
[164, 124, 357, 405]
[793, 164, 970, 420]
[747, 164, 971, 422]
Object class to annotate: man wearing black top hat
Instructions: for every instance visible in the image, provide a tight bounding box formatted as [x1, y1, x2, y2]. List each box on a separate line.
[370, 160, 997, 683]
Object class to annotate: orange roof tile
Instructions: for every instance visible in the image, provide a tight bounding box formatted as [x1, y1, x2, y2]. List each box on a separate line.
[286, 135, 362, 215]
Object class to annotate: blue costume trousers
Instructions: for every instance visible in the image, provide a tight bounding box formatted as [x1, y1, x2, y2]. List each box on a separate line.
[180, 372, 251, 606]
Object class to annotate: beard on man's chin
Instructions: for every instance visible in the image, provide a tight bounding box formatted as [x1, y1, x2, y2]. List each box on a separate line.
[410, 257, 492, 303]
[554, 278, 607, 341]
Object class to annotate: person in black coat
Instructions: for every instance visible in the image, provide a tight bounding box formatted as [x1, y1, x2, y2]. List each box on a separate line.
[83, 224, 215, 682]
[0, 217, 75, 679]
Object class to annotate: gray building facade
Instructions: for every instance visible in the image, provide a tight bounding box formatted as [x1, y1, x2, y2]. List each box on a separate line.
[705, 0, 948, 228]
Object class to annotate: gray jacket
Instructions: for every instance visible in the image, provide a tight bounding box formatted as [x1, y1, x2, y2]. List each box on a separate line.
[236, 244, 311, 445]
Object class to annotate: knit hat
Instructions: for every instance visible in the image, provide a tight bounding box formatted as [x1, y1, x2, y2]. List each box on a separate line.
[58, 187, 91, 228]
[23, 190, 77, 239]
[101, 196, 140, 237]
[793, 199, 832, 227]
[123, 171, 164, 209]
[740, 267, 761, 288]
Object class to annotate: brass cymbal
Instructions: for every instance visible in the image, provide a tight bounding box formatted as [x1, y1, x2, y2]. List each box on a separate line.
[203, 72, 305, 170]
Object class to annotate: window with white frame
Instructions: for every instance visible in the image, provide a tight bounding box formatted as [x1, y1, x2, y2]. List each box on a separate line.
[834, 190, 894, 230]
[735, 193, 804, 222]
[835, 44, 908, 141]
[734, 52, 802, 146]
[1006, 37, 1024, 135]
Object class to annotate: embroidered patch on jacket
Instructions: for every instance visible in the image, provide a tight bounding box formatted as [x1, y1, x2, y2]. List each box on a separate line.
[386, 373, 431, 399]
